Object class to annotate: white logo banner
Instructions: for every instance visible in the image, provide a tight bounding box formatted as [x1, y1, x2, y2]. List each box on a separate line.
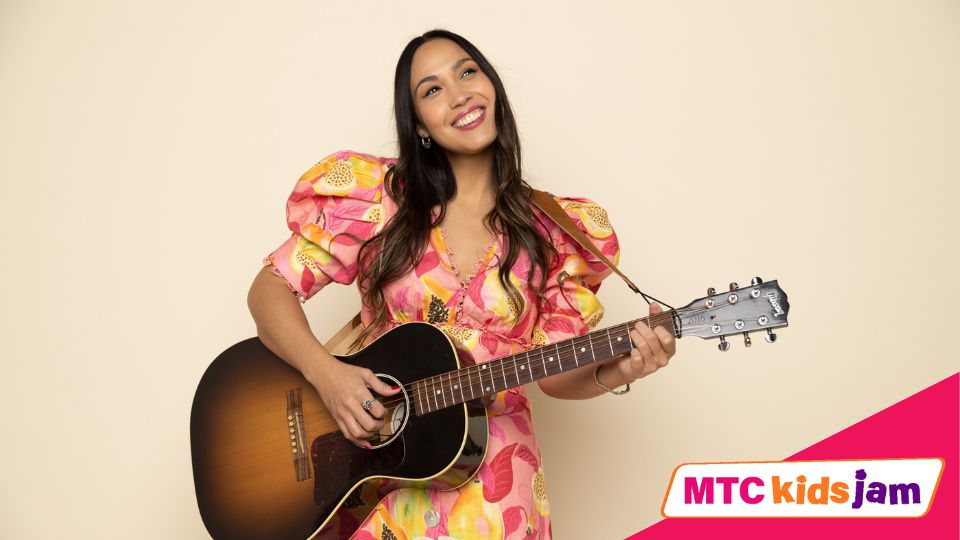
[661, 459, 944, 518]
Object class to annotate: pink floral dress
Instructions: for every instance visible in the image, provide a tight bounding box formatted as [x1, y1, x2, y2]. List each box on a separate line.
[264, 150, 620, 540]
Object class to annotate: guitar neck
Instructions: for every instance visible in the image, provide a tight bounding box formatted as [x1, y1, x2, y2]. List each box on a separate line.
[412, 311, 678, 415]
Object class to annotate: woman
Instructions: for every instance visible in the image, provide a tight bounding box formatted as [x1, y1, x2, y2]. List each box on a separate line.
[247, 29, 676, 540]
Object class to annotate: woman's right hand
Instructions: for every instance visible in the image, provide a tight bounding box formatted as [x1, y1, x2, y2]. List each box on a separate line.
[305, 357, 403, 448]
[247, 266, 403, 447]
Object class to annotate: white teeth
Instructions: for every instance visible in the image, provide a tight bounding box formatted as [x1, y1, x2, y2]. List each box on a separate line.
[454, 108, 484, 127]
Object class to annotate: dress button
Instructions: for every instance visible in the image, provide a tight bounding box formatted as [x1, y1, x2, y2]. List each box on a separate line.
[424, 508, 440, 528]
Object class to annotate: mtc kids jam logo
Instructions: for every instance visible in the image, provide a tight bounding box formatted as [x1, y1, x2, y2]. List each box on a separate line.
[661, 459, 944, 517]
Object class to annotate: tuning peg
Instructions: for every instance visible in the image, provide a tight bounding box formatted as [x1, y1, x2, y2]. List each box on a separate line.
[707, 287, 716, 296]
[729, 282, 739, 291]
[751, 276, 763, 285]
[743, 332, 752, 347]
[718, 335, 731, 352]
[765, 329, 777, 343]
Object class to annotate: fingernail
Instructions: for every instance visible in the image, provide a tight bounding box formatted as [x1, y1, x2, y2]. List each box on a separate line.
[391, 385, 400, 390]
[363, 442, 371, 449]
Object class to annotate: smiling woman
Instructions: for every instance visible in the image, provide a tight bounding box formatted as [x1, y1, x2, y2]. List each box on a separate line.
[411, 41, 499, 157]
[245, 28, 678, 540]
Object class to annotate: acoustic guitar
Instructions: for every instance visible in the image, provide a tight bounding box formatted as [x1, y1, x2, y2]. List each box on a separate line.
[190, 277, 789, 539]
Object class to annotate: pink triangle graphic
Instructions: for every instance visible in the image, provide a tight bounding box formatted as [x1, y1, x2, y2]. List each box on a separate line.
[627, 373, 959, 540]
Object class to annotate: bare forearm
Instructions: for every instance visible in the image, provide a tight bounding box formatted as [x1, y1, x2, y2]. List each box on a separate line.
[247, 266, 336, 381]
[536, 356, 632, 400]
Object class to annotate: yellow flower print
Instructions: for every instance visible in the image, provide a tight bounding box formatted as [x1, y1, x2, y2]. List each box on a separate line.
[289, 234, 332, 274]
[348, 154, 386, 190]
[366, 501, 409, 540]
[389, 488, 435, 539]
[439, 325, 480, 351]
[422, 275, 454, 304]
[425, 294, 450, 325]
[447, 479, 504, 540]
[531, 326, 549, 347]
[532, 468, 550, 517]
[298, 222, 336, 251]
[574, 287, 604, 328]
[560, 254, 590, 280]
[584, 306, 604, 328]
[526, 510, 539, 535]
[480, 271, 522, 324]
[562, 200, 612, 238]
[313, 159, 356, 196]
[296, 154, 339, 190]
[361, 203, 385, 229]
[430, 228, 456, 273]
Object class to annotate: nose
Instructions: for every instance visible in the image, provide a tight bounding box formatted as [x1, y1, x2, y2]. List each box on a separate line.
[449, 87, 471, 109]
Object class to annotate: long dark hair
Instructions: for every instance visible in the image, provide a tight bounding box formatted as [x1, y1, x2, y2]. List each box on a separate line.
[354, 29, 556, 347]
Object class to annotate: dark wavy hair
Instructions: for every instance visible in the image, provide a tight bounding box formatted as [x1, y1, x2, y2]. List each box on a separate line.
[353, 29, 556, 349]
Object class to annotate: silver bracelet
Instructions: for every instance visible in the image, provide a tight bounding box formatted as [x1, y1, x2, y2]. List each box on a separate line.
[593, 364, 630, 395]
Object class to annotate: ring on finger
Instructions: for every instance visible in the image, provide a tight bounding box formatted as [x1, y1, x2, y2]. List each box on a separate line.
[361, 399, 374, 412]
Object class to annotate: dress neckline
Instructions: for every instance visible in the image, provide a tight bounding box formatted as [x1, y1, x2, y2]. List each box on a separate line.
[431, 206, 500, 287]
[435, 222, 499, 288]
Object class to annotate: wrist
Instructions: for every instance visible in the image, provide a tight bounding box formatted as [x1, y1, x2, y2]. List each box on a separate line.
[605, 359, 636, 386]
[300, 345, 339, 384]
[593, 362, 631, 395]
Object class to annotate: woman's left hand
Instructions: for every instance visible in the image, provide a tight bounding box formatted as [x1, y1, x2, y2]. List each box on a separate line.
[614, 303, 677, 383]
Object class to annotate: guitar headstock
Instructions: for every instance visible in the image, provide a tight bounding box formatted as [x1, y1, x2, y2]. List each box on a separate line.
[676, 277, 789, 351]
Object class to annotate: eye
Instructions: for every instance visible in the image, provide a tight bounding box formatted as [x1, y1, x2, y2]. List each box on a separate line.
[424, 86, 439, 97]
[461, 67, 476, 78]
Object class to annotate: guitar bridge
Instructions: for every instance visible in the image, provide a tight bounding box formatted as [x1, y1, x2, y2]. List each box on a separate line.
[286, 387, 311, 482]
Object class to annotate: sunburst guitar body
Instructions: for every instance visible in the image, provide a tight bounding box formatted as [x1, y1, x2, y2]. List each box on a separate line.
[191, 278, 789, 539]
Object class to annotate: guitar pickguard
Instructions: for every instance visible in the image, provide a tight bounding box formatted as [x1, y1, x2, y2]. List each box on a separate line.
[311, 432, 405, 510]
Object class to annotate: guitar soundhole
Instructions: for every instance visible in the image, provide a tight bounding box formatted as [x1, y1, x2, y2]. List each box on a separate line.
[363, 373, 410, 450]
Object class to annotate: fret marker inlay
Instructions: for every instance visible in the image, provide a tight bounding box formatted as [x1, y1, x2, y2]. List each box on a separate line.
[407, 311, 681, 418]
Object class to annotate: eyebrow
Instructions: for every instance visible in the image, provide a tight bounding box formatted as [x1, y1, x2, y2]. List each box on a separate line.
[414, 57, 474, 93]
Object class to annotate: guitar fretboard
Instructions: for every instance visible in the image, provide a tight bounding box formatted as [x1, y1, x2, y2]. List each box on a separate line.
[412, 313, 677, 415]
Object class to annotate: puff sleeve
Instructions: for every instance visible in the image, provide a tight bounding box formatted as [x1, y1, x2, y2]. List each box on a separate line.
[262, 150, 392, 302]
[531, 197, 621, 346]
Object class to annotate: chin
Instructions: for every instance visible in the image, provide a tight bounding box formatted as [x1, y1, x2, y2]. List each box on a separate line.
[443, 131, 499, 156]
[445, 142, 495, 157]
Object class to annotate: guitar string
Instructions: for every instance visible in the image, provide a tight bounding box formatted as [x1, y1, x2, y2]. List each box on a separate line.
[390, 301, 729, 403]
[307, 318, 774, 438]
[367, 312, 678, 412]
[304, 322, 657, 435]
[306, 304, 782, 434]
[304, 342, 605, 437]
[407, 312, 669, 388]
[307, 332, 657, 437]
[367, 305, 777, 413]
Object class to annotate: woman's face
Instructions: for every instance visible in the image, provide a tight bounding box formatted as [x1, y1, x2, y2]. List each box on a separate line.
[409, 38, 498, 157]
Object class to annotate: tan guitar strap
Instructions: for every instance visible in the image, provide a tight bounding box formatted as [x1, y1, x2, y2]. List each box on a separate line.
[528, 189, 641, 294]
[324, 312, 363, 354]
[324, 189, 651, 354]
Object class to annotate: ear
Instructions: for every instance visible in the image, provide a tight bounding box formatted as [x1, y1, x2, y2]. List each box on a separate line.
[416, 125, 429, 139]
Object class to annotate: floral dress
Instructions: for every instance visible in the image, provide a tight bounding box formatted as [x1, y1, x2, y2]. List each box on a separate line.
[264, 150, 620, 540]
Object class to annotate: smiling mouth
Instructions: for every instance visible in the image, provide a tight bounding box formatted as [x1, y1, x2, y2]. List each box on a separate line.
[453, 107, 485, 128]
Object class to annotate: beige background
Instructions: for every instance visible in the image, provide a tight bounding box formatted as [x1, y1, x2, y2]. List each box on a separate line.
[1, 1, 958, 538]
